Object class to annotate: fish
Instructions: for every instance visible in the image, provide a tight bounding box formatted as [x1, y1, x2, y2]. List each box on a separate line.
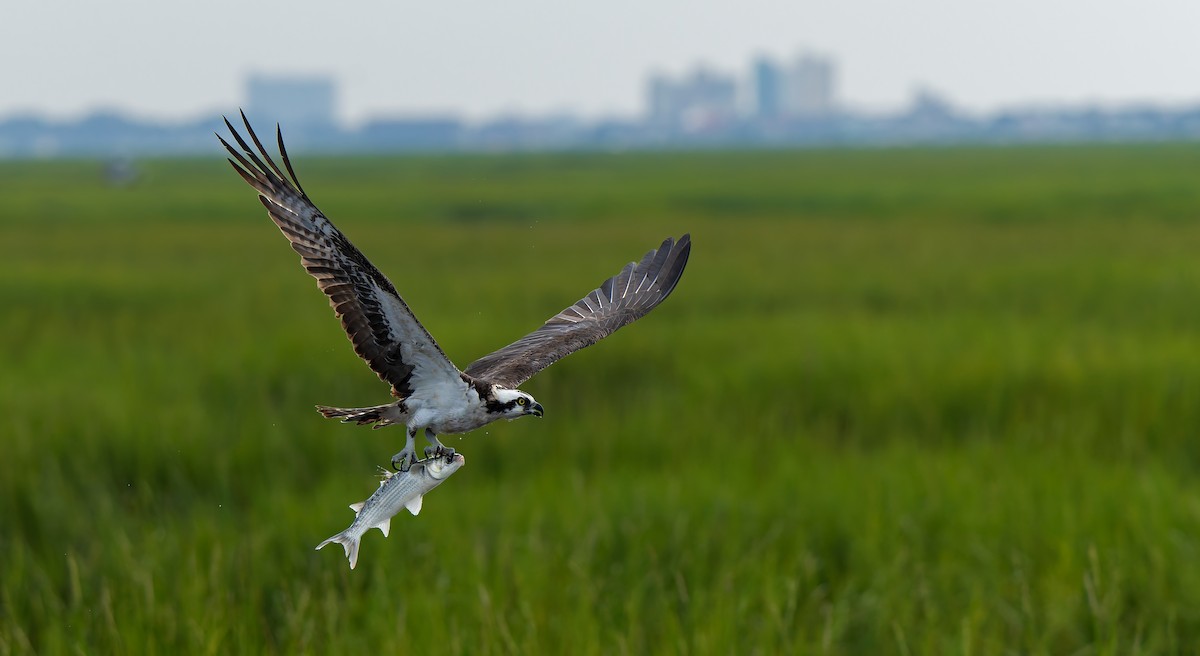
[316, 452, 465, 569]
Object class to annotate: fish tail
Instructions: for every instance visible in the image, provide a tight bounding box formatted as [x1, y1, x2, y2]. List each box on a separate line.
[316, 403, 396, 427]
[316, 529, 362, 570]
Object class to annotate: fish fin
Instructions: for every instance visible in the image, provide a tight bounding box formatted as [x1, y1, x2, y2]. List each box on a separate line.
[374, 517, 391, 538]
[316, 529, 362, 570]
[349, 501, 365, 513]
[405, 494, 424, 516]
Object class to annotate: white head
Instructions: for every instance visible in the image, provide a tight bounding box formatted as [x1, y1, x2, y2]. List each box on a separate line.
[489, 388, 544, 420]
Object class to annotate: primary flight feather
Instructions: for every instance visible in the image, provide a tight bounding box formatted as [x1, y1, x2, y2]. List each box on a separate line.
[218, 112, 691, 470]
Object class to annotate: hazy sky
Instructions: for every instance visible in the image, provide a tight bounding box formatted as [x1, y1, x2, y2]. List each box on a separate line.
[6, 0, 1200, 123]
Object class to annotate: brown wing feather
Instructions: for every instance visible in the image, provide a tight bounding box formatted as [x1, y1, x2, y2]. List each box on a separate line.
[219, 112, 462, 397]
[464, 234, 691, 388]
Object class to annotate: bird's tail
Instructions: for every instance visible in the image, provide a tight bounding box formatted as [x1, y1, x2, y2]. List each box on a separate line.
[316, 528, 363, 569]
[316, 403, 396, 427]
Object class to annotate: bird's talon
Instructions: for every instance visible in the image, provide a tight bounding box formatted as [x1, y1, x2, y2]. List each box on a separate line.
[391, 450, 414, 472]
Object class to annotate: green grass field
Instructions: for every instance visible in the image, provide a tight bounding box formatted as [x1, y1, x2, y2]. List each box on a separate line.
[5, 144, 1200, 654]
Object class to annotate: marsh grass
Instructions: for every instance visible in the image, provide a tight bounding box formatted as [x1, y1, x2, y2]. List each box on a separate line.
[4, 145, 1200, 654]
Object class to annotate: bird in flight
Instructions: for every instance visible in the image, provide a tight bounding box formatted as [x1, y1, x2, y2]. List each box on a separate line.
[218, 112, 691, 470]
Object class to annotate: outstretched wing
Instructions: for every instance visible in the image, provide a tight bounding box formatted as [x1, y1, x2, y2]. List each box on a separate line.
[464, 234, 691, 388]
[218, 112, 462, 397]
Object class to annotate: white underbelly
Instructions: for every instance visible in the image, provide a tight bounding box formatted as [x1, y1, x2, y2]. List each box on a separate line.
[426, 406, 491, 434]
[407, 382, 489, 435]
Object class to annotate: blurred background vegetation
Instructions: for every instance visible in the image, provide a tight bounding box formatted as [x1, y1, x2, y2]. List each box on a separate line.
[4, 144, 1200, 654]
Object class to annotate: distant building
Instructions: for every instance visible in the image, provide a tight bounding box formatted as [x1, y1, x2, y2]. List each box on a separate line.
[359, 117, 463, 150]
[470, 114, 588, 149]
[782, 54, 836, 118]
[647, 74, 679, 128]
[748, 52, 837, 121]
[752, 57, 784, 120]
[645, 67, 738, 133]
[246, 74, 336, 129]
[907, 87, 957, 121]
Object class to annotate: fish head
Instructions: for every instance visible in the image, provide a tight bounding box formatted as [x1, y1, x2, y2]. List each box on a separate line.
[423, 451, 466, 481]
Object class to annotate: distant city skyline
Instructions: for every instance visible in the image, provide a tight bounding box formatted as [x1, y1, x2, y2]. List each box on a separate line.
[6, 68, 1199, 160]
[4, 0, 1200, 124]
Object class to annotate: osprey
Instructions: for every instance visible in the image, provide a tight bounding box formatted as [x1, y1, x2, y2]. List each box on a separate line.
[219, 113, 691, 470]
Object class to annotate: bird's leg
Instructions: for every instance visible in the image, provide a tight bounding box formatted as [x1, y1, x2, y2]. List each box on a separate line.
[391, 428, 418, 472]
[424, 428, 454, 458]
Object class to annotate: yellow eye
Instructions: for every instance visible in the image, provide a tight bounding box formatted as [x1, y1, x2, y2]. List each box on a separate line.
[517, 398, 527, 406]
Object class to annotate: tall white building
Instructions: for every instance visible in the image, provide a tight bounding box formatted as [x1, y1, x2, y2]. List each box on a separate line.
[784, 55, 836, 117]
[646, 67, 738, 132]
[750, 52, 838, 120]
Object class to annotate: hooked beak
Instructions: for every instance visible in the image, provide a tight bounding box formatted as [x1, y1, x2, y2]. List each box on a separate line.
[530, 403, 544, 418]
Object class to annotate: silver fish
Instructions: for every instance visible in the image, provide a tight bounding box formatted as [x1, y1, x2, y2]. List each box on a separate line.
[316, 452, 465, 569]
